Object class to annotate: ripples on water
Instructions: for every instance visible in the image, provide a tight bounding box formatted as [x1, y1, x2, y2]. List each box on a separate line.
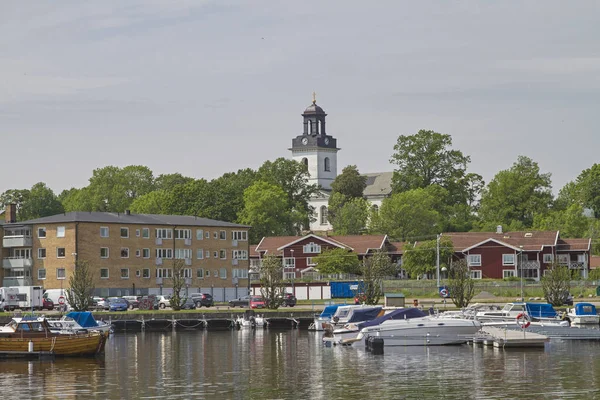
[2, 330, 600, 399]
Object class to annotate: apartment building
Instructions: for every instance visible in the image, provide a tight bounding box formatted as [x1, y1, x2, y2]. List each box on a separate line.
[1, 207, 250, 300]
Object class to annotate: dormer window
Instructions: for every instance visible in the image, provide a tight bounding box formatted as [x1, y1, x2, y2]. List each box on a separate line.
[303, 242, 322, 254]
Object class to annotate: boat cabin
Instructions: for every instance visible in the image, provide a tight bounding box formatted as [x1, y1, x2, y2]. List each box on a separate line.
[0, 316, 54, 338]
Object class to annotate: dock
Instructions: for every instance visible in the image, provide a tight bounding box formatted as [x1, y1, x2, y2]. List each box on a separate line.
[0, 351, 55, 360]
[473, 326, 549, 348]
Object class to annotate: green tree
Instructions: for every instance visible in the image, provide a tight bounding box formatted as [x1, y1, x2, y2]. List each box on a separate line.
[541, 265, 571, 306]
[155, 173, 194, 191]
[358, 250, 394, 305]
[372, 187, 443, 241]
[0, 189, 30, 220]
[238, 181, 301, 243]
[129, 190, 173, 214]
[209, 168, 258, 222]
[478, 156, 553, 229]
[313, 247, 360, 275]
[533, 204, 591, 238]
[65, 260, 95, 311]
[169, 259, 187, 311]
[446, 259, 475, 308]
[330, 165, 367, 198]
[259, 254, 285, 309]
[401, 236, 455, 279]
[20, 182, 64, 220]
[329, 197, 370, 235]
[575, 164, 600, 218]
[390, 130, 471, 199]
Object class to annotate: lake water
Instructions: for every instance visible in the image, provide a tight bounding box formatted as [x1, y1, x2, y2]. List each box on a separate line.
[2, 329, 600, 399]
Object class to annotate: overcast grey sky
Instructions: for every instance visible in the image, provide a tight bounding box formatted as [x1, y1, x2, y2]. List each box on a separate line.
[1, 1, 598, 196]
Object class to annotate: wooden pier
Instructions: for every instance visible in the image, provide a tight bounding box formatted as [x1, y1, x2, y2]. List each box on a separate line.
[473, 326, 549, 348]
[0, 350, 55, 360]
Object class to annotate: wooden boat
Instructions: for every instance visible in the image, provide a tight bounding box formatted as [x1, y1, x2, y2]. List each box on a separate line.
[0, 316, 108, 356]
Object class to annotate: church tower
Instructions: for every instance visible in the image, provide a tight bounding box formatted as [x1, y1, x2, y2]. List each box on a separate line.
[290, 95, 338, 190]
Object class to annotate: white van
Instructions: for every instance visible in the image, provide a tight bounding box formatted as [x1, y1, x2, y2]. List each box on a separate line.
[43, 289, 71, 311]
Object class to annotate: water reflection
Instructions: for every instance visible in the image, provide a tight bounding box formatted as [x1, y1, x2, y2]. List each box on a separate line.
[1, 331, 600, 399]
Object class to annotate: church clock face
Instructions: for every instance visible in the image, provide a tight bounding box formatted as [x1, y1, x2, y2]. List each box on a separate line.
[302, 137, 308, 145]
[324, 137, 330, 145]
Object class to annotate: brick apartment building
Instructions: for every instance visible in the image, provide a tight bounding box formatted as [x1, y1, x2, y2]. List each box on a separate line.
[1, 206, 250, 300]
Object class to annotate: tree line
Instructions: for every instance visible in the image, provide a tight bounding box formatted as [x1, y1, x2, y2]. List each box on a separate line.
[2, 129, 600, 252]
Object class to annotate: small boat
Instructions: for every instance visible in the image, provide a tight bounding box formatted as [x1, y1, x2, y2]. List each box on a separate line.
[330, 305, 383, 327]
[47, 312, 112, 334]
[567, 303, 600, 324]
[475, 302, 567, 325]
[236, 310, 268, 328]
[0, 316, 109, 356]
[308, 304, 343, 331]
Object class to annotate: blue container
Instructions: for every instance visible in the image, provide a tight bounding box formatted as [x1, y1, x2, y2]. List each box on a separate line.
[330, 281, 362, 298]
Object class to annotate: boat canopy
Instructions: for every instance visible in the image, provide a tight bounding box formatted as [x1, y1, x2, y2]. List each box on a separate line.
[66, 311, 99, 328]
[346, 307, 382, 323]
[358, 308, 427, 330]
[525, 303, 558, 319]
[574, 303, 597, 316]
[320, 304, 342, 319]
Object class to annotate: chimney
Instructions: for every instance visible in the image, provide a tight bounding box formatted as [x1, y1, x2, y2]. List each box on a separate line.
[125, 210, 131, 216]
[5, 203, 16, 224]
[496, 225, 503, 234]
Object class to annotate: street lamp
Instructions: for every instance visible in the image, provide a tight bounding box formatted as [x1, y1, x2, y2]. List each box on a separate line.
[519, 245, 524, 301]
[290, 249, 295, 295]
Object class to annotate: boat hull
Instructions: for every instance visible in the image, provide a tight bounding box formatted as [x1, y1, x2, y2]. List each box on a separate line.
[0, 332, 108, 356]
[570, 315, 600, 324]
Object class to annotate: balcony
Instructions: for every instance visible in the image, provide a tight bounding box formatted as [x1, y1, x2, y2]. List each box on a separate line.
[3, 277, 32, 286]
[3, 236, 33, 248]
[518, 260, 540, 270]
[3, 257, 33, 269]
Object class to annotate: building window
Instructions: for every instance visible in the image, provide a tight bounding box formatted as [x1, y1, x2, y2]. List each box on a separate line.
[196, 229, 204, 240]
[503, 269, 516, 279]
[232, 269, 248, 279]
[197, 268, 204, 279]
[557, 254, 569, 265]
[135, 249, 141, 257]
[468, 254, 481, 267]
[121, 268, 129, 279]
[324, 157, 330, 172]
[320, 206, 328, 225]
[220, 249, 226, 259]
[213, 232, 218, 239]
[156, 248, 173, 259]
[156, 268, 173, 279]
[156, 229, 173, 239]
[57, 268, 66, 280]
[213, 251, 218, 259]
[136, 270, 141, 277]
[175, 248, 192, 259]
[219, 268, 227, 279]
[38, 227, 47, 238]
[142, 228, 150, 239]
[284, 258, 295, 268]
[232, 231, 248, 241]
[232, 250, 248, 260]
[197, 249, 204, 259]
[302, 157, 308, 167]
[100, 269, 109, 279]
[205, 231, 210, 239]
[306, 257, 316, 266]
[100, 248, 109, 258]
[120, 227, 129, 238]
[303, 242, 322, 254]
[206, 270, 210, 277]
[183, 268, 192, 278]
[284, 272, 295, 280]
[175, 229, 192, 239]
[57, 226, 66, 238]
[38, 269, 46, 280]
[100, 227, 109, 238]
[142, 248, 150, 259]
[470, 270, 482, 279]
[219, 230, 226, 240]
[136, 229, 141, 237]
[213, 270, 218, 277]
[543, 254, 554, 263]
[121, 248, 129, 258]
[142, 268, 150, 278]
[205, 250, 210, 259]
[38, 248, 46, 259]
[57, 248, 66, 258]
[502, 254, 515, 266]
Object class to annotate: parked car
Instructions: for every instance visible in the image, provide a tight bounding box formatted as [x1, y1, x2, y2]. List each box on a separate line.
[280, 293, 297, 307]
[229, 296, 250, 308]
[122, 296, 140, 309]
[108, 298, 129, 312]
[42, 297, 54, 311]
[181, 297, 197, 310]
[139, 295, 159, 310]
[249, 296, 266, 309]
[562, 292, 574, 306]
[93, 297, 109, 310]
[190, 293, 214, 307]
[155, 295, 171, 309]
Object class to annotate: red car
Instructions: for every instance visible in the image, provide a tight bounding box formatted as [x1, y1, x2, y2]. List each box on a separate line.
[249, 296, 266, 309]
[42, 297, 54, 311]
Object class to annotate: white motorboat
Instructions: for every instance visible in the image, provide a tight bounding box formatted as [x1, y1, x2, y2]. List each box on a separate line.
[330, 305, 383, 327]
[567, 303, 600, 324]
[353, 313, 482, 346]
[308, 304, 343, 331]
[475, 302, 567, 325]
[236, 311, 268, 328]
[47, 311, 112, 334]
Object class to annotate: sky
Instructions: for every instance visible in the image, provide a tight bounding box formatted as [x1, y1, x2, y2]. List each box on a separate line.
[1, 1, 599, 196]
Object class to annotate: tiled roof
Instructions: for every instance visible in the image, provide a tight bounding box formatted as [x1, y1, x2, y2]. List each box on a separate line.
[443, 231, 559, 252]
[556, 238, 591, 252]
[387, 241, 406, 255]
[253, 234, 389, 256]
[363, 172, 393, 197]
[12, 211, 248, 228]
[591, 255, 600, 269]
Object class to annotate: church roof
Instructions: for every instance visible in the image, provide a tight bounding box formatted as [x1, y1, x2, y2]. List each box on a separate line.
[303, 102, 326, 115]
[363, 172, 393, 197]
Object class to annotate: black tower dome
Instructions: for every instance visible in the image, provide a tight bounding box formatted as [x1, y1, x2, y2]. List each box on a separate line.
[302, 93, 327, 136]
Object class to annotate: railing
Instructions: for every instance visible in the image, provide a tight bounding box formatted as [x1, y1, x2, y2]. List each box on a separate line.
[2, 236, 33, 247]
[3, 277, 32, 286]
[567, 261, 587, 270]
[518, 260, 540, 270]
[3, 258, 33, 269]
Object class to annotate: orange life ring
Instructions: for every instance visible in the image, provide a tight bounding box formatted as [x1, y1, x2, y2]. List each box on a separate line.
[516, 312, 531, 329]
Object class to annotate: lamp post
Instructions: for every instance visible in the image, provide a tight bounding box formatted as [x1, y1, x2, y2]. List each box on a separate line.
[436, 234, 441, 287]
[290, 249, 295, 295]
[519, 245, 524, 301]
